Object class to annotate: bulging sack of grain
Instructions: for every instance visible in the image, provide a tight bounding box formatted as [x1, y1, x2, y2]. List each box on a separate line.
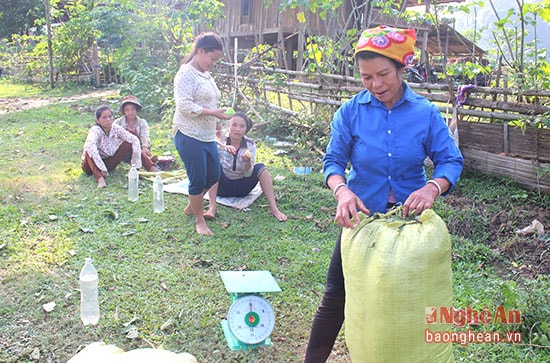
[341, 208, 454, 363]
[67, 341, 198, 363]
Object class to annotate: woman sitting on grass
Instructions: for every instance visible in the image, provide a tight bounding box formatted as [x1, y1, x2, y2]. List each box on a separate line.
[208, 112, 287, 221]
[114, 95, 159, 169]
[81, 105, 158, 188]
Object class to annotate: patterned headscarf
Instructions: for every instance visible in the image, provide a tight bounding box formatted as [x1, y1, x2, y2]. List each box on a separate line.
[355, 25, 416, 66]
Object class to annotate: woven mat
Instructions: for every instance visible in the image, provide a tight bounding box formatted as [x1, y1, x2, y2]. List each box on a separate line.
[163, 178, 262, 210]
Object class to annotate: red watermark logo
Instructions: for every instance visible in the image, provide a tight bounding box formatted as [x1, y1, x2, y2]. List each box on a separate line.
[425, 306, 521, 327]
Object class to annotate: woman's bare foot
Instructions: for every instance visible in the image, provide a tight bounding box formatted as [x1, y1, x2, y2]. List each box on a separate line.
[97, 177, 107, 188]
[270, 208, 287, 222]
[148, 165, 161, 172]
[195, 221, 214, 235]
[184, 203, 193, 216]
[204, 206, 216, 220]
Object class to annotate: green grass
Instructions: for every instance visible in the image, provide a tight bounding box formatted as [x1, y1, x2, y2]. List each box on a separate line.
[0, 86, 548, 362]
[0, 78, 95, 98]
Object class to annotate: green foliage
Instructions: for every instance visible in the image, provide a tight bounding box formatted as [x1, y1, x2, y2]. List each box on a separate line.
[0, 0, 43, 38]
[481, 0, 549, 91]
[279, 0, 344, 20]
[97, 0, 224, 116]
[52, 5, 100, 80]
[245, 43, 278, 68]
[1, 0, 226, 99]
[445, 58, 492, 86]
[2, 34, 48, 81]
[300, 34, 355, 74]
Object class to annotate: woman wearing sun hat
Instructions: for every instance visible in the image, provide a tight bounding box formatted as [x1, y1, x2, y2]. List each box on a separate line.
[114, 95, 159, 173]
[304, 25, 464, 362]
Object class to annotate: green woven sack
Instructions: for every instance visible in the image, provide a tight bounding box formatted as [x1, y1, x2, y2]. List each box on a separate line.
[341, 208, 454, 363]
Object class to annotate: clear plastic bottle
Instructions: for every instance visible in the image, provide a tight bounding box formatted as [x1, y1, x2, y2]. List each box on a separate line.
[153, 172, 164, 213]
[128, 164, 139, 202]
[79, 258, 99, 325]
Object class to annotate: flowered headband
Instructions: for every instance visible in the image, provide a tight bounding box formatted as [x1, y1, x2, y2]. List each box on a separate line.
[355, 25, 416, 66]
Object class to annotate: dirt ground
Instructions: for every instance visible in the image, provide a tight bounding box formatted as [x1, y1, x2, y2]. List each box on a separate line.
[445, 193, 549, 278]
[0, 88, 118, 114]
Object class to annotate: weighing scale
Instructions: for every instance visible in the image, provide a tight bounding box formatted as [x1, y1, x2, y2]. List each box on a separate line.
[220, 270, 281, 350]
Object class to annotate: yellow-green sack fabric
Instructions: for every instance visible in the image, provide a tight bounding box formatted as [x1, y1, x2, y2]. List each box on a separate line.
[341, 208, 454, 363]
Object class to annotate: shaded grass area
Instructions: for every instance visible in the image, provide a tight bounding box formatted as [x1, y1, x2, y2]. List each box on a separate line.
[0, 90, 548, 362]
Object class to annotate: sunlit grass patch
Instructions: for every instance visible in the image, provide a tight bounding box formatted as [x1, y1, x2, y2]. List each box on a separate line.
[2, 221, 75, 273]
[0, 78, 98, 98]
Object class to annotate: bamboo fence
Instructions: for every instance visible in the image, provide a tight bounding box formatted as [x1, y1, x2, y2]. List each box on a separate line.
[216, 64, 550, 193]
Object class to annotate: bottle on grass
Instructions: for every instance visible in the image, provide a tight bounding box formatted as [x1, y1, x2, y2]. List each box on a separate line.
[128, 164, 139, 202]
[153, 172, 164, 213]
[79, 258, 99, 326]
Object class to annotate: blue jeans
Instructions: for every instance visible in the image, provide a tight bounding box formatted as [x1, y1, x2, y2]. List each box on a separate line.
[174, 131, 220, 195]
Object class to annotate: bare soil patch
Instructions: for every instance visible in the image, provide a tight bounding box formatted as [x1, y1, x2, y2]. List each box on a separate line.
[0, 88, 118, 114]
[446, 193, 549, 277]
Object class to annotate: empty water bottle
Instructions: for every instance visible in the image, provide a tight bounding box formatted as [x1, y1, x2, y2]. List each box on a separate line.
[153, 172, 164, 213]
[128, 164, 139, 202]
[79, 258, 99, 325]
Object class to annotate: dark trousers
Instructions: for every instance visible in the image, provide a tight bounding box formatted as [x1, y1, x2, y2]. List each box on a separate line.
[82, 142, 156, 181]
[304, 232, 346, 362]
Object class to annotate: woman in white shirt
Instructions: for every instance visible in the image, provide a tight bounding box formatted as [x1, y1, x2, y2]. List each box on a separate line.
[82, 105, 156, 188]
[173, 32, 231, 235]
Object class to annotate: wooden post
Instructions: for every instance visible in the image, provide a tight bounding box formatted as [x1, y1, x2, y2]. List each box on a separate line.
[232, 37, 238, 106]
[277, 11, 288, 69]
[444, 31, 449, 67]
[421, 30, 429, 70]
[92, 40, 100, 87]
[296, 19, 305, 72]
[258, 2, 264, 45]
[225, 1, 231, 55]
[44, 0, 54, 88]
[503, 122, 509, 155]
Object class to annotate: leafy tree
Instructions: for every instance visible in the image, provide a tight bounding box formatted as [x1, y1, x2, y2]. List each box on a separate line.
[489, 0, 550, 91]
[98, 0, 225, 115]
[0, 0, 43, 38]
[50, 1, 99, 80]
[1, 0, 226, 115]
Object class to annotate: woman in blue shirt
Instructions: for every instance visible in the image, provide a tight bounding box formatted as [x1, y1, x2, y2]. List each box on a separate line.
[304, 25, 464, 362]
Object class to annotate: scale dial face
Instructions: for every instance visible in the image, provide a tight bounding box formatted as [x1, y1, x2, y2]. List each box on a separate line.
[227, 294, 275, 345]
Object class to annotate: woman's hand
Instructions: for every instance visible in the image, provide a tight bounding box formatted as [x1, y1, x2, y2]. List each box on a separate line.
[334, 187, 370, 229]
[101, 170, 109, 178]
[210, 108, 232, 120]
[241, 149, 252, 162]
[225, 145, 237, 155]
[402, 184, 438, 217]
[241, 150, 252, 171]
[142, 146, 152, 157]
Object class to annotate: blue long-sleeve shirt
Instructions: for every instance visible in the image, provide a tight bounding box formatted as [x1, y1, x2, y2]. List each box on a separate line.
[323, 82, 464, 214]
